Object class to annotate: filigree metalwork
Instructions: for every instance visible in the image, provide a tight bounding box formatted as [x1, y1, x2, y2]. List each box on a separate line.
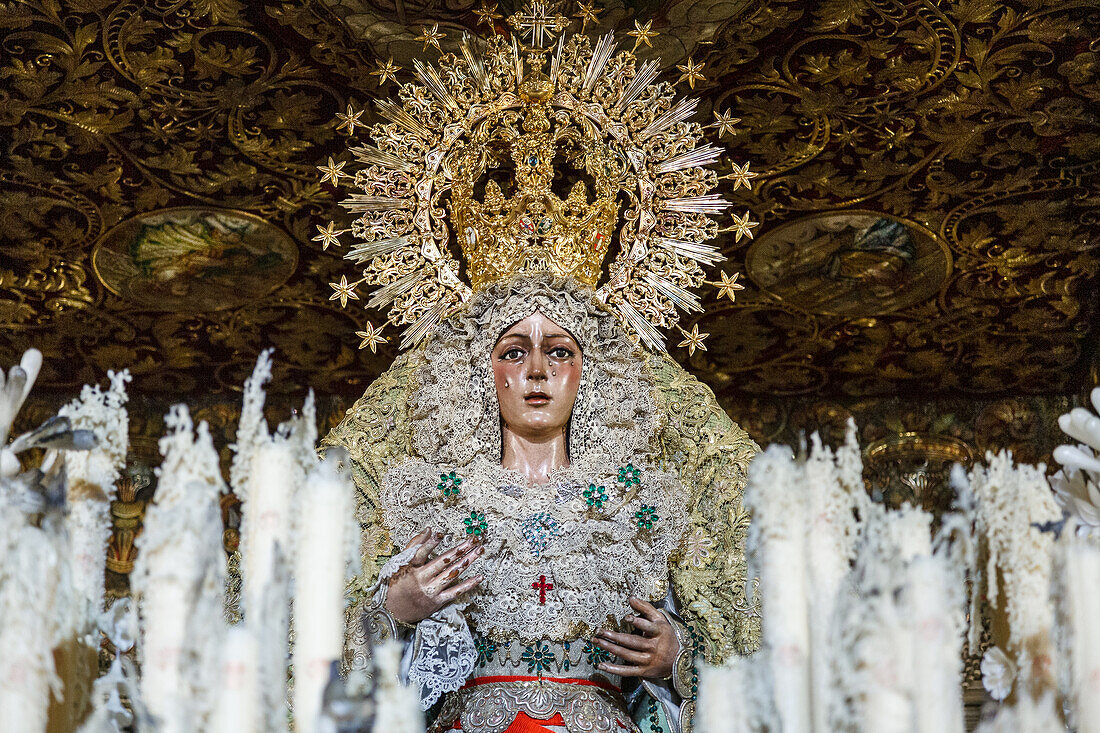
[0, 0, 1096, 398]
[322, 18, 752, 350]
[864, 432, 974, 517]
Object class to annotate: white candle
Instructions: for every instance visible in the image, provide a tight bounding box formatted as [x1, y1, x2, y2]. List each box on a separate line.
[372, 641, 426, 733]
[907, 556, 964, 733]
[805, 430, 863, 733]
[855, 582, 912, 733]
[968, 453, 1060, 694]
[1058, 535, 1100, 733]
[240, 441, 297, 733]
[0, 518, 62, 733]
[242, 442, 297, 619]
[133, 406, 225, 733]
[292, 453, 354, 733]
[59, 370, 130, 631]
[696, 661, 752, 733]
[745, 446, 811, 733]
[210, 626, 260, 733]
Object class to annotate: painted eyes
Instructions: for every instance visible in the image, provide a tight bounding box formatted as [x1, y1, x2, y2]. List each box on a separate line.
[497, 346, 576, 361]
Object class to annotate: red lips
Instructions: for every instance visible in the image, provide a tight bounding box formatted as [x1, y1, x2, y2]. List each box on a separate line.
[524, 391, 550, 405]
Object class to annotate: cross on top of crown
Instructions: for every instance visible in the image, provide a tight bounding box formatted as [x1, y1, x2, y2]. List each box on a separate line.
[507, 0, 569, 49]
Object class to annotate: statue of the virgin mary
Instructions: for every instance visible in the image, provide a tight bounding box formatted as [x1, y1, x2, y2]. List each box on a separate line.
[319, 12, 760, 732]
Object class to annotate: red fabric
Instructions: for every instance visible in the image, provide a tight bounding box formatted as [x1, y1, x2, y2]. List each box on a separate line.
[450, 712, 566, 731]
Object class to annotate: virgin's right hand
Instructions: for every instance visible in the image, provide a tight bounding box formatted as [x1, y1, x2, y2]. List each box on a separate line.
[383, 529, 484, 626]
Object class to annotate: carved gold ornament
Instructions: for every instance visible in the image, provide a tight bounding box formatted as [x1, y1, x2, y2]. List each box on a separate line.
[2, 1, 1095, 397]
[319, 4, 756, 350]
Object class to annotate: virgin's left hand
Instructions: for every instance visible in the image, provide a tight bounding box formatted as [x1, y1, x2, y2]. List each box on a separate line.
[592, 597, 679, 680]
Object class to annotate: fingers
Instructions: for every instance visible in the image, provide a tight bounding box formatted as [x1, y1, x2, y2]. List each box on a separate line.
[411, 532, 443, 565]
[597, 630, 655, 651]
[421, 536, 480, 577]
[592, 637, 650, 664]
[628, 597, 663, 621]
[423, 545, 484, 595]
[626, 614, 661, 635]
[437, 574, 484, 604]
[403, 529, 431, 551]
[597, 661, 649, 678]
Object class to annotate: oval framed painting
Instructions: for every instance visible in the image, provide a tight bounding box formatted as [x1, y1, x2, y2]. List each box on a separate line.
[92, 207, 298, 312]
[745, 211, 951, 317]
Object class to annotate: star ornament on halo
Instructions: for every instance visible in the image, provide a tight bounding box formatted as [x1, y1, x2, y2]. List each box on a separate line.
[710, 271, 745, 302]
[724, 161, 757, 191]
[729, 211, 760, 243]
[329, 275, 361, 307]
[417, 24, 446, 52]
[677, 324, 709, 355]
[312, 221, 346, 251]
[675, 56, 705, 89]
[355, 323, 387, 353]
[711, 109, 741, 138]
[573, 0, 602, 32]
[626, 19, 658, 52]
[316, 157, 347, 185]
[335, 103, 365, 135]
[371, 57, 402, 86]
[473, 2, 503, 31]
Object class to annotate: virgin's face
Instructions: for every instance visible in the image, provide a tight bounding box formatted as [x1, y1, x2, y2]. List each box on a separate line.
[491, 312, 582, 439]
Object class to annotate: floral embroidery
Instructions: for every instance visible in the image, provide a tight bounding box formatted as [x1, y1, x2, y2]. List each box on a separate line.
[521, 641, 556, 673]
[617, 464, 642, 487]
[683, 526, 715, 568]
[634, 503, 659, 530]
[583, 483, 608, 509]
[463, 510, 488, 537]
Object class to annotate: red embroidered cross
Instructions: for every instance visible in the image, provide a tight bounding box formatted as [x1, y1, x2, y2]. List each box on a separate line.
[532, 575, 553, 604]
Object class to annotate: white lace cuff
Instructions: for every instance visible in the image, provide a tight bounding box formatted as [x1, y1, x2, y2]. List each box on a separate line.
[373, 545, 477, 710]
[406, 604, 476, 710]
[377, 545, 421, 584]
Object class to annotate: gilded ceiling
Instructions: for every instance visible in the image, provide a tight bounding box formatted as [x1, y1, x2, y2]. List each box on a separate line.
[1, 0, 1097, 399]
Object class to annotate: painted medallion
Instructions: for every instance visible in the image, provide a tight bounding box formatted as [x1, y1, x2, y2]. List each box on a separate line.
[92, 208, 298, 311]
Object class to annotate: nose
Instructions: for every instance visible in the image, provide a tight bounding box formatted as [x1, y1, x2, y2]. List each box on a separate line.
[527, 348, 548, 381]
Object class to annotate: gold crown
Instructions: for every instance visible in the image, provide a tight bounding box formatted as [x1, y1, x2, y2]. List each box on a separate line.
[317, 4, 758, 352]
[451, 76, 618, 290]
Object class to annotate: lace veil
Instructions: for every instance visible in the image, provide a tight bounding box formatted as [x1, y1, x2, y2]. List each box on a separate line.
[409, 274, 657, 468]
[322, 274, 762, 666]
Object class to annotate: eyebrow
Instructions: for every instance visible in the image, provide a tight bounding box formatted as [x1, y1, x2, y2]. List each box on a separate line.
[497, 333, 531, 344]
[497, 332, 574, 342]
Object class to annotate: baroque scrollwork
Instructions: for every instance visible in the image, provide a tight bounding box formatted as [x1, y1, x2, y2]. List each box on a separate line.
[1, 0, 1097, 399]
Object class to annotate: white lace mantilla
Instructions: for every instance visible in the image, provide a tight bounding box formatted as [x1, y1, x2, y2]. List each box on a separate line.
[381, 453, 688, 643]
[407, 276, 660, 470]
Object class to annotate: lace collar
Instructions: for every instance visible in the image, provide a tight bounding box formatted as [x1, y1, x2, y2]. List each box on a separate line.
[381, 453, 689, 642]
